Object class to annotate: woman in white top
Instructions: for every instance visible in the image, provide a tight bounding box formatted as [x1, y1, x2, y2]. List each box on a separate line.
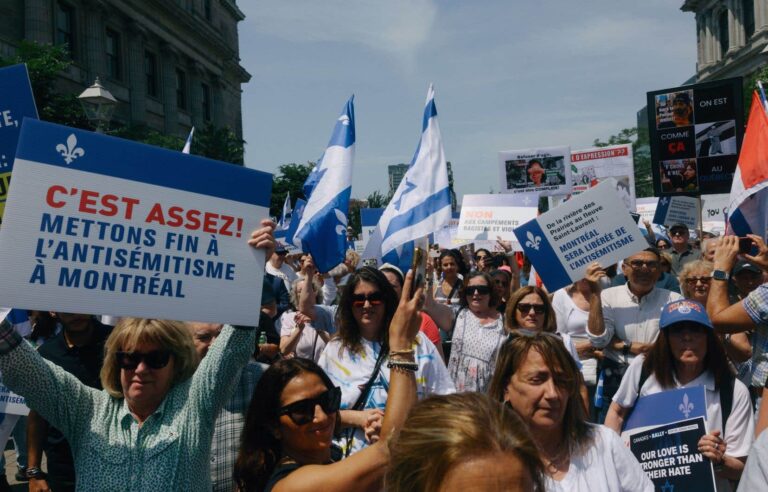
[432, 249, 467, 311]
[605, 299, 754, 492]
[489, 332, 652, 492]
[278, 276, 333, 362]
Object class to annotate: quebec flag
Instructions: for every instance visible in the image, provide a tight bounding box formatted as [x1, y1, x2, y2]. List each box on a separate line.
[363, 85, 451, 262]
[293, 96, 355, 272]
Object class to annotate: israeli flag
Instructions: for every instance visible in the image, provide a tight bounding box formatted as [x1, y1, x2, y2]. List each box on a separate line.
[181, 126, 195, 154]
[363, 85, 451, 262]
[293, 96, 355, 272]
[277, 192, 292, 230]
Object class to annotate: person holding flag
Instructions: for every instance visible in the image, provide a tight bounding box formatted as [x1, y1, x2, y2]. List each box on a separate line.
[293, 97, 355, 273]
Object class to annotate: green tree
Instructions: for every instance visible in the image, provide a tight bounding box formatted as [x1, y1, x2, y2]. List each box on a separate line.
[271, 162, 314, 217]
[366, 190, 389, 208]
[111, 125, 184, 151]
[593, 127, 653, 198]
[0, 41, 90, 129]
[743, 66, 768, 120]
[191, 123, 244, 164]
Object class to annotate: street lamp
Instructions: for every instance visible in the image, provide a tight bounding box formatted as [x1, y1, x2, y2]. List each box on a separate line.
[77, 77, 117, 133]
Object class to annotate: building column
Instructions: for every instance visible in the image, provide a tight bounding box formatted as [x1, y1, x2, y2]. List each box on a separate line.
[160, 44, 178, 136]
[81, 0, 107, 82]
[727, 0, 740, 52]
[24, 0, 52, 44]
[709, 12, 720, 62]
[126, 22, 147, 126]
[212, 79, 225, 129]
[189, 62, 205, 129]
[696, 12, 707, 68]
[757, 0, 768, 31]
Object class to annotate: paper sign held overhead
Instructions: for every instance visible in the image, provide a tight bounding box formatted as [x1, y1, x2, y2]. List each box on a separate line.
[457, 194, 538, 250]
[0, 120, 272, 325]
[653, 195, 700, 230]
[498, 146, 572, 196]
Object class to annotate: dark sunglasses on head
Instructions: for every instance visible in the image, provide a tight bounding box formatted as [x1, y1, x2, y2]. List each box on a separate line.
[351, 292, 384, 307]
[278, 386, 342, 425]
[466, 285, 491, 296]
[516, 303, 546, 315]
[116, 350, 172, 370]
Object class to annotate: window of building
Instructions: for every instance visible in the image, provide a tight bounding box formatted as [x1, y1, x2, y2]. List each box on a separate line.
[719, 10, 729, 57]
[176, 69, 187, 110]
[55, 2, 75, 57]
[204, 0, 212, 20]
[743, 0, 755, 40]
[201, 83, 212, 121]
[145, 51, 158, 98]
[105, 29, 122, 80]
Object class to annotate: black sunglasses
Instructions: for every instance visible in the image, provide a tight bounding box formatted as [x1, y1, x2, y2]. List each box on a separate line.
[466, 285, 491, 296]
[116, 350, 172, 370]
[516, 303, 546, 315]
[351, 292, 384, 307]
[279, 386, 342, 425]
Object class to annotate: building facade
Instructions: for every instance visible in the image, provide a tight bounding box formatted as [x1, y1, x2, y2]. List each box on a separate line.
[388, 163, 408, 197]
[682, 0, 768, 81]
[0, 0, 250, 138]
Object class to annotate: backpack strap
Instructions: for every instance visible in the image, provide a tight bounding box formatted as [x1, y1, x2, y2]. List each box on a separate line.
[637, 363, 650, 395]
[719, 372, 735, 436]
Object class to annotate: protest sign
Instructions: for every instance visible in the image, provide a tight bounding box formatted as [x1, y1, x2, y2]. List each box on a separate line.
[433, 214, 471, 250]
[621, 386, 707, 438]
[0, 120, 272, 325]
[513, 179, 646, 291]
[499, 146, 572, 196]
[0, 64, 39, 224]
[648, 77, 744, 196]
[457, 194, 537, 249]
[652, 195, 700, 230]
[0, 382, 28, 416]
[630, 417, 715, 492]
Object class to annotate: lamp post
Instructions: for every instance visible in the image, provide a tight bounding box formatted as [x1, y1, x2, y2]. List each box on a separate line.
[77, 77, 117, 133]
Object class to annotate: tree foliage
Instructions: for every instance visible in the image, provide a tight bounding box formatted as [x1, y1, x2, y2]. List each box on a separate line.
[366, 190, 389, 209]
[270, 162, 314, 218]
[190, 123, 244, 165]
[593, 126, 653, 198]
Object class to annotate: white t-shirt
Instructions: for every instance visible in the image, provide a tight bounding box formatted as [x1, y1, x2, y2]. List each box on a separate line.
[545, 424, 653, 492]
[552, 288, 597, 384]
[265, 261, 298, 292]
[613, 355, 754, 492]
[277, 308, 335, 362]
[318, 331, 455, 455]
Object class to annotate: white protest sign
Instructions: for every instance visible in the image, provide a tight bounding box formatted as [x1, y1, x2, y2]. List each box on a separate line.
[0, 382, 28, 416]
[701, 193, 728, 235]
[653, 195, 700, 230]
[513, 179, 646, 291]
[457, 194, 538, 250]
[499, 146, 572, 196]
[0, 120, 272, 325]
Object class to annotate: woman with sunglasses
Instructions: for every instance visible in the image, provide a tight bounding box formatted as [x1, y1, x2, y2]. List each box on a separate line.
[318, 267, 453, 456]
[605, 300, 754, 491]
[489, 332, 652, 491]
[0, 221, 275, 491]
[235, 270, 426, 491]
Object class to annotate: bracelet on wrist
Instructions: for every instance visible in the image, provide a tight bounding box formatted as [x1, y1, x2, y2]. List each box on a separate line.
[387, 360, 418, 372]
[27, 467, 46, 479]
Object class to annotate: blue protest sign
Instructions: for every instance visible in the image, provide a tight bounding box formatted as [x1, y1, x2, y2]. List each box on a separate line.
[513, 179, 646, 291]
[623, 386, 707, 434]
[0, 119, 272, 325]
[0, 64, 38, 222]
[652, 195, 699, 230]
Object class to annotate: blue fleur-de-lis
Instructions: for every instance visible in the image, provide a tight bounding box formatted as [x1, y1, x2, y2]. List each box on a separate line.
[525, 231, 542, 251]
[334, 208, 348, 235]
[678, 393, 694, 418]
[56, 134, 85, 164]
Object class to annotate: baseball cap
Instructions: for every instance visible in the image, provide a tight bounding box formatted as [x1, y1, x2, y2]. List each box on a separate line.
[669, 223, 689, 232]
[659, 299, 713, 331]
[733, 261, 762, 276]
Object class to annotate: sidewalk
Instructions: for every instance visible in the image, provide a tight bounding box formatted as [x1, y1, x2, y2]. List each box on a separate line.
[4, 449, 39, 490]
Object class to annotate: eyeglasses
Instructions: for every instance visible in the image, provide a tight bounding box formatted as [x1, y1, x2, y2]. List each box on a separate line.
[627, 260, 660, 270]
[116, 350, 172, 370]
[475, 255, 488, 261]
[685, 276, 712, 285]
[465, 285, 491, 296]
[278, 387, 342, 425]
[351, 292, 384, 307]
[516, 303, 546, 315]
[276, 251, 288, 256]
[670, 229, 688, 237]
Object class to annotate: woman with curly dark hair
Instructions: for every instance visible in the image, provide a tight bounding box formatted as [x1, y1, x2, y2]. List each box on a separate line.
[433, 249, 468, 311]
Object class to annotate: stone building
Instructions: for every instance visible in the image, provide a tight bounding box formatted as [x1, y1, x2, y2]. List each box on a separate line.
[682, 0, 768, 81]
[0, 0, 250, 138]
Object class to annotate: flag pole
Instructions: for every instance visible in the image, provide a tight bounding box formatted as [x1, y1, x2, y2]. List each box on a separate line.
[757, 81, 768, 115]
[697, 195, 704, 245]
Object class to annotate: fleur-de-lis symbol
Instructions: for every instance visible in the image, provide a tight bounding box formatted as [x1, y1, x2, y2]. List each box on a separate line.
[525, 231, 542, 251]
[56, 134, 85, 164]
[660, 197, 668, 206]
[334, 208, 348, 235]
[678, 393, 694, 418]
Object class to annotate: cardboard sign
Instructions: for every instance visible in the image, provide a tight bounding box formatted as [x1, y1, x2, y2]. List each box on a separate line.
[498, 146, 572, 196]
[0, 382, 28, 416]
[653, 195, 700, 230]
[513, 179, 646, 291]
[0, 120, 272, 325]
[648, 78, 745, 196]
[622, 386, 707, 437]
[457, 194, 538, 248]
[630, 417, 715, 492]
[0, 64, 39, 223]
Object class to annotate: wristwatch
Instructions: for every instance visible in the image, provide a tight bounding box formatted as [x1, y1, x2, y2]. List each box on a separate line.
[26, 467, 46, 479]
[711, 269, 730, 281]
[622, 341, 632, 356]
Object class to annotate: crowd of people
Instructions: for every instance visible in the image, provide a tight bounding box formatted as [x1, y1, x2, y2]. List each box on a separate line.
[1, 218, 768, 491]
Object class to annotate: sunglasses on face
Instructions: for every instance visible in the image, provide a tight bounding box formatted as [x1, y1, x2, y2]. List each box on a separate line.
[475, 255, 488, 261]
[116, 350, 172, 370]
[465, 285, 491, 296]
[685, 276, 712, 285]
[516, 303, 546, 315]
[627, 260, 660, 270]
[351, 292, 384, 307]
[278, 386, 342, 425]
[670, 229, 688, 237]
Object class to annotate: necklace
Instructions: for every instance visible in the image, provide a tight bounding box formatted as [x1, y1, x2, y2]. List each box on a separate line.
[541, 446, 570, 473]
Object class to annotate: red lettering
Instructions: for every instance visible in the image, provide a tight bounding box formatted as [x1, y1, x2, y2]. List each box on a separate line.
[185, 209, 201, 231]
[202, 212, 219, 233]
[145, 203, 166, 225]
[122, 197, 140, 220]
[219, 215, 235, 237]
[78, 190, 99, 214]
[99, 194, 119, 217]
[46, 185, 67, 208]
[166, 206, 184, 227]
[667, 142, 686, 154]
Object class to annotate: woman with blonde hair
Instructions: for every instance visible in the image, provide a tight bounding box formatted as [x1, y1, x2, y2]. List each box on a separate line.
[386, 392, 545, 491]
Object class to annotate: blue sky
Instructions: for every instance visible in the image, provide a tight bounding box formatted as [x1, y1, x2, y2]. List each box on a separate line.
[238, 0, 696, 201]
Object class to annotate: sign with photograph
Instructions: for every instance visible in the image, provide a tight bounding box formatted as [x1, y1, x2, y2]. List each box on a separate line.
[0, 120, 272, 325]
[513, 179, 646, 291]
[457, 194, 538, 248]
[498, 146, 572, 196]
[647, 77, 745, 196]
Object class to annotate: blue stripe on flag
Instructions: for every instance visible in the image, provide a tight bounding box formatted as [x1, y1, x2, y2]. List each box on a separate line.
[729, 207, 753, 236]
[383, 187, 451, 238]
